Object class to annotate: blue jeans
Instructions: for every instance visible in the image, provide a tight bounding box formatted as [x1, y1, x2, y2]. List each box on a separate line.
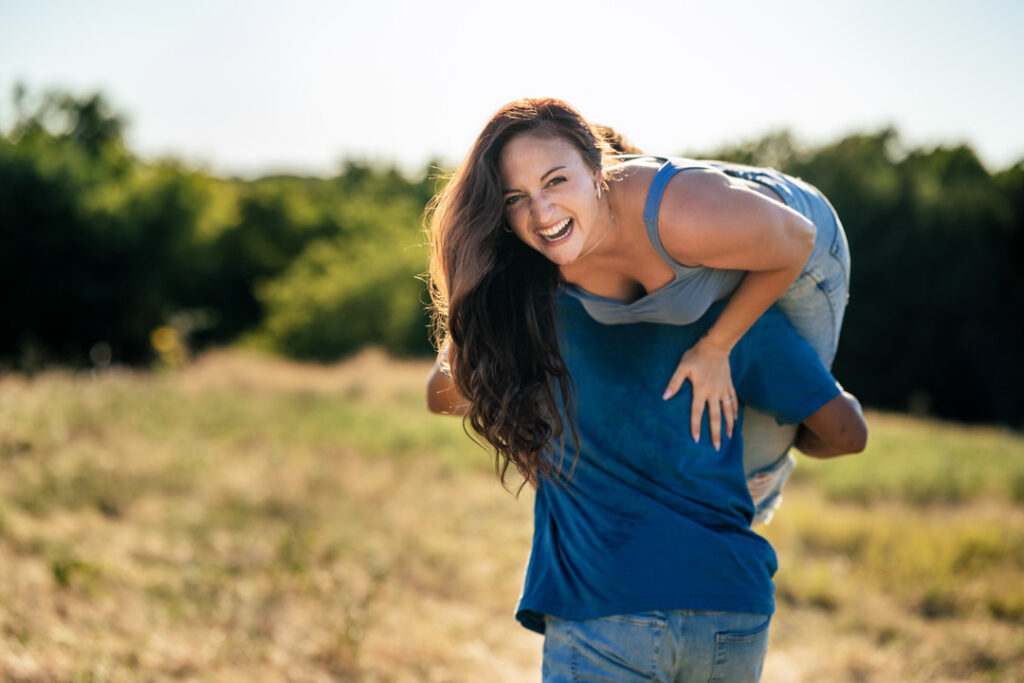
[542, 611, 771, 682]
[742, 177, 851, 524]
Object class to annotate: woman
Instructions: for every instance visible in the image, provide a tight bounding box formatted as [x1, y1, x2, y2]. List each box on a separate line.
[426, 97, 850, 521]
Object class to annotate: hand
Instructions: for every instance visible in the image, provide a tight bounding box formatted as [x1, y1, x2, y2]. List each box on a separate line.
[662, 337, 738, 450]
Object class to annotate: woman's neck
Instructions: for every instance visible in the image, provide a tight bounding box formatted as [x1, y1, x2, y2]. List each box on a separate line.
[559, 194, 629, 282]
[578, 196, 618, 261]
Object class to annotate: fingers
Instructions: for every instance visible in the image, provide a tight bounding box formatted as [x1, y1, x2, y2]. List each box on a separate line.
[664, 353, 739, 450]
[690, 397, 705, 444]
[722, 395, 735, 441]
[662, 366, 688, 401]
[708, 399, 723, 450]
[695, 393, 739, 451]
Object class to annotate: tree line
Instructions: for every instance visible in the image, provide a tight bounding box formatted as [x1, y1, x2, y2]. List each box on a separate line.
[2, 88, 1021, 428]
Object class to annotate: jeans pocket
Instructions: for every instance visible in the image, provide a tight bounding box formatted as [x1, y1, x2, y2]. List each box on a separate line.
[816, 258, 848, 305]
[827, 211, 851, 284]
[551, 613, 667, 681]
[710, 615, 771, 682]
[803, 244, 848, 297]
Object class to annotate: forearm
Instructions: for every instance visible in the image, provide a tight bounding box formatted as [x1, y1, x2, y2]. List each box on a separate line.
[702, 265, 804, 351]
[793, 424, 832, 457]
[795, 391, 868, 458]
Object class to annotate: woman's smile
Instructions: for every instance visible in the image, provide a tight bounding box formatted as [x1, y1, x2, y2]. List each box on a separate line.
[537, 217, 574, 243]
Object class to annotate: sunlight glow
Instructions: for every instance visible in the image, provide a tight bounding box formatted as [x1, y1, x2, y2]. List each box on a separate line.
[2, 0, 1021, 175]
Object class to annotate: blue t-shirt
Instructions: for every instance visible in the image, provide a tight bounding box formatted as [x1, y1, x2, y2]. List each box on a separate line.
[515, 295, 840, 634]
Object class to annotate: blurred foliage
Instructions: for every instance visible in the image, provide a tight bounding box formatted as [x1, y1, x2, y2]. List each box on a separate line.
[1, 86, 436, 369]
[2, 86, 1022, 426]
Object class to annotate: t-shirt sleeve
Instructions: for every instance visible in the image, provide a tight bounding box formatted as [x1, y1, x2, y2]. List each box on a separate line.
[732, 308, 841, 425]
[437, 345, 452, 378]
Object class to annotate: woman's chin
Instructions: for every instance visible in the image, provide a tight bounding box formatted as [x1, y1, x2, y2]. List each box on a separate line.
[535, 233, 584, 265]
[541, 245, 582, 266]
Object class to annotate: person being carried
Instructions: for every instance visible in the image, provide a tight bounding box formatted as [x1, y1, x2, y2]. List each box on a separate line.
[427, 97, 853, 523]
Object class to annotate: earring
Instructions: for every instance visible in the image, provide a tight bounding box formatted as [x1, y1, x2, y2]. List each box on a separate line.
[595, 184, 602, 200]
[502, 222, 512, 233]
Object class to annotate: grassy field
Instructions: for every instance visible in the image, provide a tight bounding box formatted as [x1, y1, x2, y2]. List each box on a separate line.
[1, 350, 1022, 682]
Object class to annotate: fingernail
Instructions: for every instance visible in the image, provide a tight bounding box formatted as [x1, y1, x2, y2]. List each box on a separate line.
[662, 389, 672, 400]
[692, 432, 699, 443]
[714, 440, 720, 451]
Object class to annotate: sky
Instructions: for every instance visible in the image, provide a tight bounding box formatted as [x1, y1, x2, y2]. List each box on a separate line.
[2, 0, 1022, 178]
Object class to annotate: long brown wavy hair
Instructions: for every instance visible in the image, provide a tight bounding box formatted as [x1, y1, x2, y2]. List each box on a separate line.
[425, 97, 616, 490]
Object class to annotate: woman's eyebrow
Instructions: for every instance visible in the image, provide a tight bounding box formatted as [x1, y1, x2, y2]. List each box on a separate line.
[541, 165, 566, 181]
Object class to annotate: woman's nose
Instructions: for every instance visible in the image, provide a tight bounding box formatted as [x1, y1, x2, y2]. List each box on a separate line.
[530, 195, 553, 222]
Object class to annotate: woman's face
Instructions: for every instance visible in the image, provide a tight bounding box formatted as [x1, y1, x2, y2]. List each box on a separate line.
[498, 132, 603, 266]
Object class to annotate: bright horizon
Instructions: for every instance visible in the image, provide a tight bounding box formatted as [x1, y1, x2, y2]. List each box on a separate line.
[2, 0, 1022, 178]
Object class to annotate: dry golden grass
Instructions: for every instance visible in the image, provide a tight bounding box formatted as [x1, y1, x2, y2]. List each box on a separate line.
[0, 349, 538, 681]
[761, 488, 1024, 682]
[1, 349, 1022, 681]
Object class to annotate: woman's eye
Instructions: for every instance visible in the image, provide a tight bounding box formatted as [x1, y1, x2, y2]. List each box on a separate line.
[504, 195, 521, 207]
[547, 176, 566, 187]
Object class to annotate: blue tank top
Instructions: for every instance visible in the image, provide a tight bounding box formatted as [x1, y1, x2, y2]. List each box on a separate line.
[563, 156, 800, 326]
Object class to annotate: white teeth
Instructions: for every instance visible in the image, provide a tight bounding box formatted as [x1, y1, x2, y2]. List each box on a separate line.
[538, 218, 572, 240]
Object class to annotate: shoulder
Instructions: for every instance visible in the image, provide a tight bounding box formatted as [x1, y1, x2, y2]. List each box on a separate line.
[605, 159, 656, 230]
[606, 157, 659, 197]
[606, 159, 758, 263]
[657, 165, 742, 227]
[606, 156, 725, 196]
[605, 158, 724, 222]
[655, 166, 783, 264]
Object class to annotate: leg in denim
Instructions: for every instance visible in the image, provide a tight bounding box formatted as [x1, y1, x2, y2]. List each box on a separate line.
[542, 611, 770, 682]
[743, 187, 851, 524]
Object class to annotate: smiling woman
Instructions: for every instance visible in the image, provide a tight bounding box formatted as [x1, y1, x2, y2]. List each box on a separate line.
[498, 134, 613, 266]
[425, 97, 855, 504]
